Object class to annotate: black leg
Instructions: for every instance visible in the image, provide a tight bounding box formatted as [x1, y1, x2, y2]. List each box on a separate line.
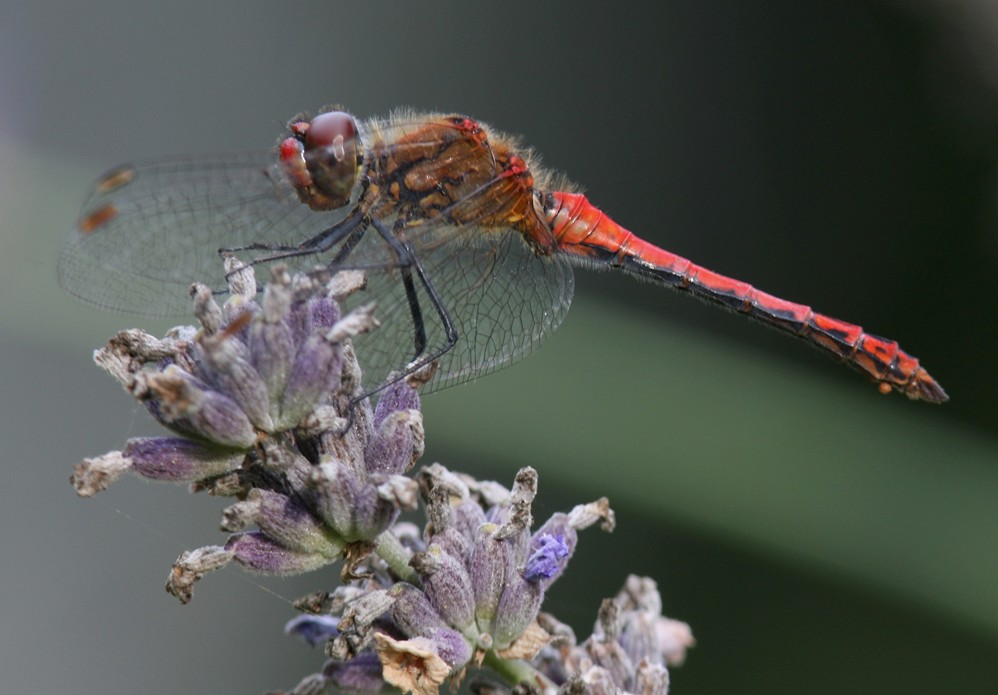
[218, 210, 368, 270]
[400, 267, 427, 359]
[368, 218, 427, 361]
[368, 217, 459, 380]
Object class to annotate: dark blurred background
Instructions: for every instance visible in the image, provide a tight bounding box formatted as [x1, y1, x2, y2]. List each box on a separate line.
[2, 1, 997, 693]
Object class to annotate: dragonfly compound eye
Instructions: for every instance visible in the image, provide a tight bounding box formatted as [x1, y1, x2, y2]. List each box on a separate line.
[281, 111, 362, 211]
[304, 111, 361, 208]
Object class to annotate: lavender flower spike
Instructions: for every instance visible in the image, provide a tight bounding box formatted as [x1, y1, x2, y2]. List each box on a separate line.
[72, 262, 425, 603]
[318, 464, 619, 695]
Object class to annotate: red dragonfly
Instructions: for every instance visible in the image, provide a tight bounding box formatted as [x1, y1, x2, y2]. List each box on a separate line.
[60, 107, 947, 403]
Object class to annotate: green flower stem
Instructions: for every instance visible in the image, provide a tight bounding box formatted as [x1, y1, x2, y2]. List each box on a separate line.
[374, 531, 419, 586]
[482, 651, 555, 693]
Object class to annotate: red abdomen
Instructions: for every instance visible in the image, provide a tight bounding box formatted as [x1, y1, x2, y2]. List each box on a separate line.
[542, 191, 947, 403]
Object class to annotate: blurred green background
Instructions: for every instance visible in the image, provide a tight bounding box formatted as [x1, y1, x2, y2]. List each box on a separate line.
[2, 1, 996, 693]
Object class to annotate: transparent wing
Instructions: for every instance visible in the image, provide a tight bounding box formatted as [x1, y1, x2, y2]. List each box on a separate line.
[59, 152, 357, 317]
[332, 218, 576, 393]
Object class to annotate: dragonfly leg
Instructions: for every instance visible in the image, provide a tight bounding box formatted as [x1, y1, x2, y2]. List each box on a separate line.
[367, 218, 429, 361]
[218, 210, 368, 269]
[364, 217, 459, 388]
[400, 265, 427, 359]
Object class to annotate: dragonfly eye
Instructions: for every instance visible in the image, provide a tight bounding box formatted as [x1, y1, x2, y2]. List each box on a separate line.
[280, 111, 361, 210]
[302, 111, 360, 209]
[305, 111, 357, 150]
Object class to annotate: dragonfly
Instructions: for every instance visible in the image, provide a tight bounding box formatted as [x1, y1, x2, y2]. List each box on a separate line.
[60, 106, 948, 403]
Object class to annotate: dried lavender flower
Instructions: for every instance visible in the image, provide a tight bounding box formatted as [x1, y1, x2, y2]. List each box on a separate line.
[70, 262, 693, 694]
[71, 261, 422, 600]
[550, 575, 695, 695]
[284, 464, 624, 695]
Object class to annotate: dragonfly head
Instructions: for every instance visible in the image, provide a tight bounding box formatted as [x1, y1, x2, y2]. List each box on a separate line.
[280, 110, 362, 211]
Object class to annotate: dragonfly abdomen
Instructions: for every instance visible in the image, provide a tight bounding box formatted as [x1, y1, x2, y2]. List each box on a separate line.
[542, 191, 947, 403]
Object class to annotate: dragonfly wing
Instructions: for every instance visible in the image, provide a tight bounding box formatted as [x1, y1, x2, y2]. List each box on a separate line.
[335, 219, 575, 394]
[59, 152, 352, 317]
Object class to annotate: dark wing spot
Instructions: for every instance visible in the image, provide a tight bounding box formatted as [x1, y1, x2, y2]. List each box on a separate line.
[78, 204, 119, 234]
